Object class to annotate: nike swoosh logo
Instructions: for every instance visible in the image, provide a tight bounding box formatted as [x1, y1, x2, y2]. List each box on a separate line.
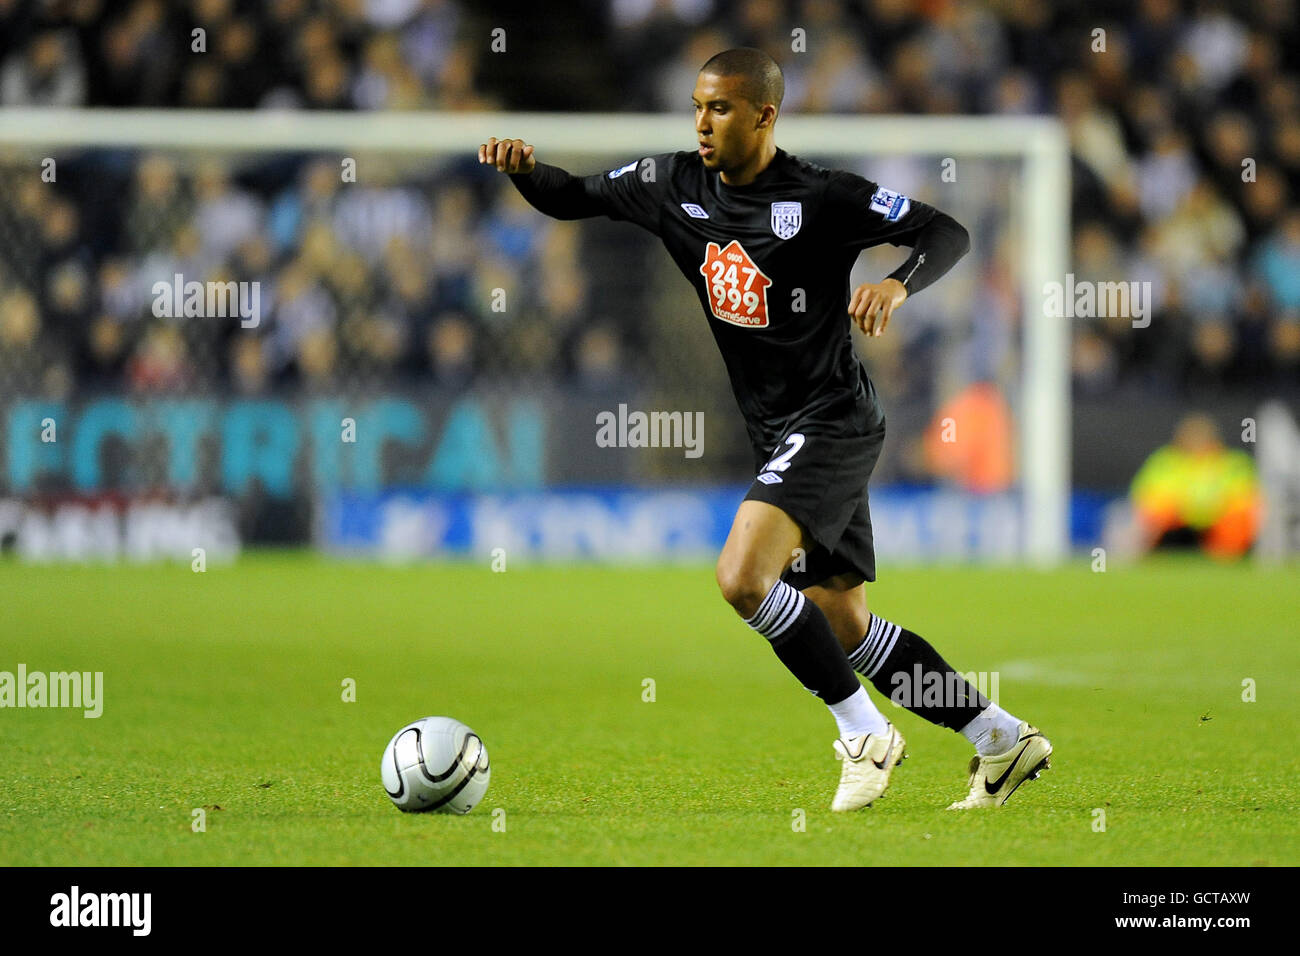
[872, 731, 896, 770]
[984, 733, 1039, 793]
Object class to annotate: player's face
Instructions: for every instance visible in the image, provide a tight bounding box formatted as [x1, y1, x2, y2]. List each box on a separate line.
[693, 72, 767, 173]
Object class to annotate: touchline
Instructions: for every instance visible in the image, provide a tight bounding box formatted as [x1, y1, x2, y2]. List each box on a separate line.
[0, 664, 103, 718]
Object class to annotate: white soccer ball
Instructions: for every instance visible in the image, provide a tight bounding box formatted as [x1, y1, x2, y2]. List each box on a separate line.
[380, 716, 491, 813]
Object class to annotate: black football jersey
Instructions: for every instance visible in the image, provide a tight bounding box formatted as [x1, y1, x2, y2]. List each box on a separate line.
[521, 148, 954, 455]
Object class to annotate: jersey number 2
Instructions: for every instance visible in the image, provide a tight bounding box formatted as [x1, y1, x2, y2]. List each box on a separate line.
[762, 433, 805, 474]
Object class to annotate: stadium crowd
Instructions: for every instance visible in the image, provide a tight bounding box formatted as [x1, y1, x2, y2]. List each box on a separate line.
[0, 0, 1297, 408]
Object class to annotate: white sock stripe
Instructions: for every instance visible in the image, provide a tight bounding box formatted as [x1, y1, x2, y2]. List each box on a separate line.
[746, 582, 787, 631]
[757, 587, 795, 633]
[857, 621, 899, 681]
[846, 637, 872, 668]
[765, 589, 805, 639]
[745, 581, 805, 640]
[857, 615, 892, 674]
[848, 613, 888, 674]
[865, 623, 901, 677]
[864, 616, 879, 646]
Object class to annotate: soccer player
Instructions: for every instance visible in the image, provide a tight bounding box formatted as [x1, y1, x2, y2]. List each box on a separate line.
[478, 47, 1051, 811]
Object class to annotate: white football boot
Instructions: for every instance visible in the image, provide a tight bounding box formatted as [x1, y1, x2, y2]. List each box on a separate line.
[830, 723, 906, 812]
[947, 721, 1052, 809]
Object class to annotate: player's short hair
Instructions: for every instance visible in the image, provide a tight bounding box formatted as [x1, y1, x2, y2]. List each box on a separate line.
[699, 48, 784, 114]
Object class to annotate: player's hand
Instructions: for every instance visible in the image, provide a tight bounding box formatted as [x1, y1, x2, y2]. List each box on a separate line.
[849, 278, 907, 337]
[847, 277, 909, 335]
[478, 137, 536, 174]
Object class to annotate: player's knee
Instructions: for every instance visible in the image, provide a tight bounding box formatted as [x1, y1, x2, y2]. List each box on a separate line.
[715, 558, 774, 619]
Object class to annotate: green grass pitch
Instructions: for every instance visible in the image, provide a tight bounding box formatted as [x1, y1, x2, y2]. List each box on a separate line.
[2, 553, 1297, 866]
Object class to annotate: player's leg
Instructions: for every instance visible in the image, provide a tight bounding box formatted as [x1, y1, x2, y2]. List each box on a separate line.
[806, 575, 1003, 737]
[801, 572, 872, 655]
[716, 500, 903, 811]
[804, 574, 1052, 809]
[716, 500, 868, 718]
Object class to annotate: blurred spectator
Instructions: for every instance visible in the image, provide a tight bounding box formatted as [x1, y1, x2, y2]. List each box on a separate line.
[1151, 178, 1245, 281]
[1057, 72, 1131, 199]
[1253, 211, 1300, 311]
[193, 161, 265, 264]
[127, 322, 192, 392]
[0, 287, 44, 380]
[229, 334, 270, 394]
[402, 0, 462, 87]
[793, 33, 877, 114]
[1, 30, 85, 106]
[652, 28, 734, 113]
[1179, 1, 1248, 95]
[267, 259, 336, 376]
[296, 327, 340, 389]
[126, 154, 192, 256]
[82, 314, 129, 387]
[427, 311, 478, 388]
[98, 0, 177, 106]
[572, 324, 624, 392]
[430, 181, 477, 312]
[1129, 413, 1259, 560]
[352, 32, 425, 110]
[921, 381, 1014, 494]
[332, 172, 432, 264]
[1136, 129, 1197, 222]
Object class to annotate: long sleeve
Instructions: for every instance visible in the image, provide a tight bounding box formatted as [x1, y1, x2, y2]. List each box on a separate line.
[507, 162, 605, 221]
[823, 170, 970, 296]
[507, 153, 679, 235]
[884, 210, 970, 296]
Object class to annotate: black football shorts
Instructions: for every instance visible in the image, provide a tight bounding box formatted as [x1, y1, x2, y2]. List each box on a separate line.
[742, 414, 887, 589]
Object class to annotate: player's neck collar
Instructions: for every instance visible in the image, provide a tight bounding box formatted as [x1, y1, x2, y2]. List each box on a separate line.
[717, 147, 784, 190]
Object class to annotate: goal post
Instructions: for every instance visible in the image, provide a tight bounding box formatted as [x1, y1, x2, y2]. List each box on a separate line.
[0, 108, 1071, 564]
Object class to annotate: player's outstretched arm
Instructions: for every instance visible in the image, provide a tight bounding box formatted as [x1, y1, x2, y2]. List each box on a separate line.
[477, 136, 605, 221]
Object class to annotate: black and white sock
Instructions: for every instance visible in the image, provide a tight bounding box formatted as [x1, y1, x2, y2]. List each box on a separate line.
[848, 612, 1019, 754]
[746, 581, 887, 738]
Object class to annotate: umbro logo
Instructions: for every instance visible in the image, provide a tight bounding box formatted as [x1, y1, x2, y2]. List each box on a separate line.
[681, 202, 709, 219]
[756, 472, 782, 485]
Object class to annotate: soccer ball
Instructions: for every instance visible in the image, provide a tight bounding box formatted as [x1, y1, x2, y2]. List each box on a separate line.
[380, 716, 491, 814]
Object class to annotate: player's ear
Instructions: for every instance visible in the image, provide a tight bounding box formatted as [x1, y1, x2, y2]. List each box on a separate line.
[756, 104, 777, 130]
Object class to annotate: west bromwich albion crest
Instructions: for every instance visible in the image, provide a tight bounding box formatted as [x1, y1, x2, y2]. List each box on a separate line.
[770, 201, 802, 239]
